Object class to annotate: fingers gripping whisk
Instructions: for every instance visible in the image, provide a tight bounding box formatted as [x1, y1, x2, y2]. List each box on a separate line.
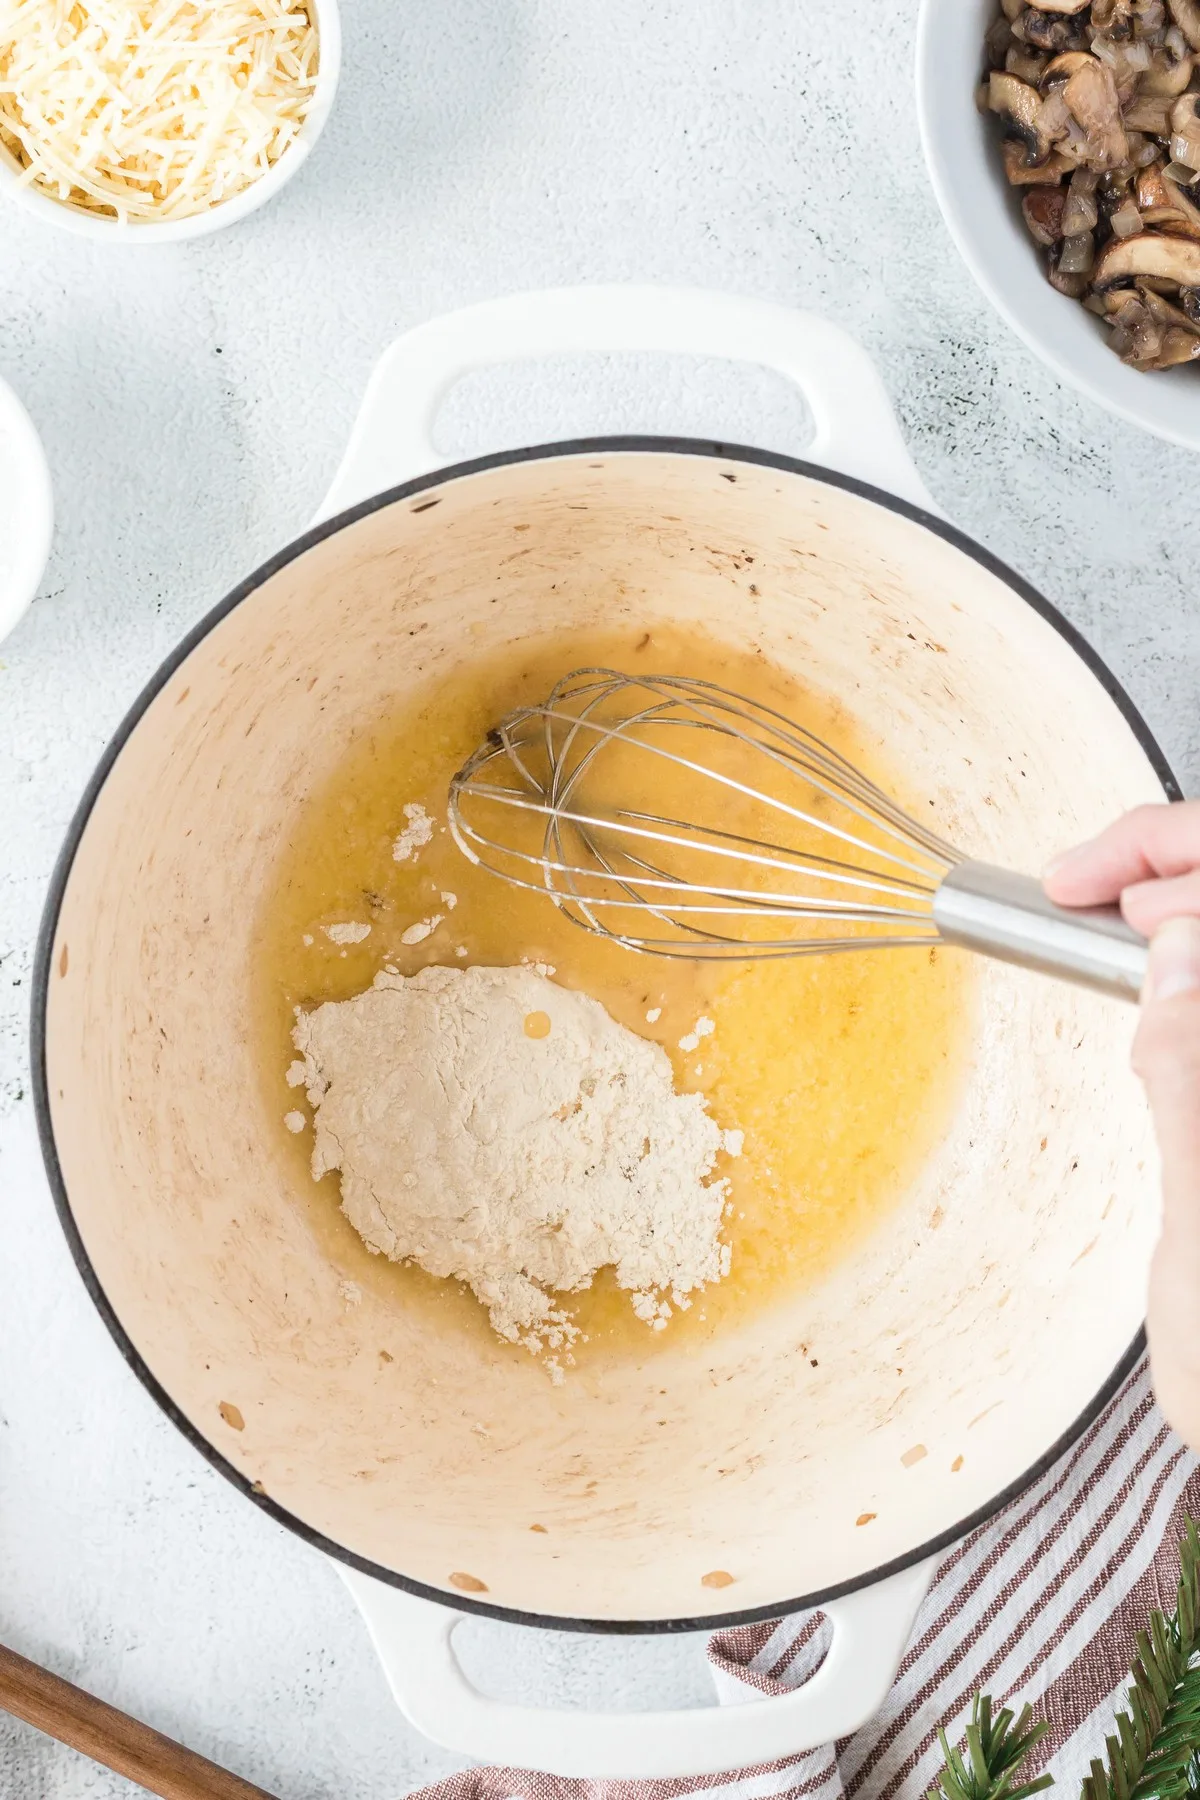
[447, 669, 960, 960]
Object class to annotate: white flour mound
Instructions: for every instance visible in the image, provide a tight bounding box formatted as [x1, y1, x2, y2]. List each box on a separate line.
[292, 965, 738, 1354]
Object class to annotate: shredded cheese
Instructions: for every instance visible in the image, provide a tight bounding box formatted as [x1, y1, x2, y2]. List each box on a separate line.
[0, 0, 319, 222]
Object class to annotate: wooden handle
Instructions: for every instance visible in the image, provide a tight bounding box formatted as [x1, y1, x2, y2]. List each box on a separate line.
[0, 1642, 281, 1799]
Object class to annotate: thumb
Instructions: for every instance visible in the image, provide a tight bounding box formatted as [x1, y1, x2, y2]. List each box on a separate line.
[1134, 916, 1200, 1188]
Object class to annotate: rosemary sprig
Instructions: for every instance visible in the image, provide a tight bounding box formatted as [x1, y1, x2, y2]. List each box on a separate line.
[929, 1695, 1054, 1800]
[1082, 1518, 1200, 1800]
[929, 1522, 1200, 1800]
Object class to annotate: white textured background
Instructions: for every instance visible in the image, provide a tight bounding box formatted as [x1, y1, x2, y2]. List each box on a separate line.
[0, 0, 1197, 1793]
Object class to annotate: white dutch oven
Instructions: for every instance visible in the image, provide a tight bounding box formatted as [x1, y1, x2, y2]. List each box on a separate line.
[33, 288, 1174, 1778]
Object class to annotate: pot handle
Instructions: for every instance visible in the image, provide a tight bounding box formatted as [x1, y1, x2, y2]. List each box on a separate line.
[336, 1555, 933, 1778]
[315, 286, 936, 523]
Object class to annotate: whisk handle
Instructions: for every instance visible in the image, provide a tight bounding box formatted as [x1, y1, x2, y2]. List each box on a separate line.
[933, 861, 1148, 1003]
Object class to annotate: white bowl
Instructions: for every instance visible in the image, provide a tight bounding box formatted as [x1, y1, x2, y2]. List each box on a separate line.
[0, 373, 52, 644]
[917, 0, 1200, 451]
[0, 0, 340, 244]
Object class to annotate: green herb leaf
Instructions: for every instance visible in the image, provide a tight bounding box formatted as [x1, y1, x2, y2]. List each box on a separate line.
[1082, 1518, 1200, 1800]
[928, 1694, 1054, 1800]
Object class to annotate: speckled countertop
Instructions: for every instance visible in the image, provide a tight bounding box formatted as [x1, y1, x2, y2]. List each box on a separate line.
[1, 1, 1198, 1793]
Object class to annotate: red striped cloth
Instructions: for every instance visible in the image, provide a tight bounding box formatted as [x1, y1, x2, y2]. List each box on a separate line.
[410, 1358, 1199, 1800]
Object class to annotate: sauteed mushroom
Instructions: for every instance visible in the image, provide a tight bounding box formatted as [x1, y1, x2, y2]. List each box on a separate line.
[1002, 139, 1077, 180]
[1168, 0, 1200, 50]
[989, 71, 1056, 162]
[1023, 10, 1089, 51]
[1041, 50, 1096, 85]
[1141, 52, 1195, 96]
[1064, 59, 1129, 166]
[1024, 184, 1070, 238]
[1093, 226, 1200, 279]
[983, 0, 1200, 369]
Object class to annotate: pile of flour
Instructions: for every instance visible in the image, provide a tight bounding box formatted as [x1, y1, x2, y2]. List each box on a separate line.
[290, 964, 740, 1361]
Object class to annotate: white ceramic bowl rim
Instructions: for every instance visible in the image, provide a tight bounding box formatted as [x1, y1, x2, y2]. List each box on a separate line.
[31, 434, 1175, 1635]
[915, 0, 1200, 452]
[0, 374, 53, 642]
[0, 0, 340, 242]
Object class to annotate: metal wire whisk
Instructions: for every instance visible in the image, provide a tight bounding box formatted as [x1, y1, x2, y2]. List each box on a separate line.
[448, 669, 1148, 1001]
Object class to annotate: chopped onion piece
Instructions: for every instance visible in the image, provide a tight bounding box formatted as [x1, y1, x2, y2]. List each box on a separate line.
[1132, 316, 1164, 361]
[1058, 228, 1096, 272]
[1063, 168, 1100, 233]
[1006, 46, 1047, 82]
[1170, 133, 1200, 168]
[1038, 87, 1073, 138]
[986, 16, 1014, 64]
[1110, 194, 1145, 235]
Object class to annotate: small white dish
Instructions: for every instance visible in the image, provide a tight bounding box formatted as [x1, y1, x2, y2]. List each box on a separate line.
[0, 373, 52, 645]
[916, 0, 1200, 452]
[0, 0, 340, 244]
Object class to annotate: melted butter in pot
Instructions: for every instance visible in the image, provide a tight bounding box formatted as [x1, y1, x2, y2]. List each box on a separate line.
[253, 623, 977, 1363]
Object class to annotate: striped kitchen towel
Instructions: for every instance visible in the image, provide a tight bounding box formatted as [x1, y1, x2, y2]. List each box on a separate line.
[411, 1356, 1199, 1800]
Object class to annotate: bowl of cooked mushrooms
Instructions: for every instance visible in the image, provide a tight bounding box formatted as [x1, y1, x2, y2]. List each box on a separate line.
[917, 0, 1200, 450]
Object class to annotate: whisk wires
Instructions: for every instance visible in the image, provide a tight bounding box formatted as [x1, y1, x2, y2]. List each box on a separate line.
[448, 669, 961, 960]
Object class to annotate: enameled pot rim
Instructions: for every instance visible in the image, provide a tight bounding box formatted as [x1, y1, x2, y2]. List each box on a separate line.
[30, 435, 1175, 1635]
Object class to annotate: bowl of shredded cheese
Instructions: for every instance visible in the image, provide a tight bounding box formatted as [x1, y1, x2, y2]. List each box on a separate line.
[0, 0, 339, 239]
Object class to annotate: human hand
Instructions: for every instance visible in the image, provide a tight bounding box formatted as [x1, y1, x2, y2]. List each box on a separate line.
[1046, 801, 1200, 1452]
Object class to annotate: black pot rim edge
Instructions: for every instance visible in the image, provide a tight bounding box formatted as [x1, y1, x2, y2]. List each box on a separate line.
[30, 433, 1177, 1637]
